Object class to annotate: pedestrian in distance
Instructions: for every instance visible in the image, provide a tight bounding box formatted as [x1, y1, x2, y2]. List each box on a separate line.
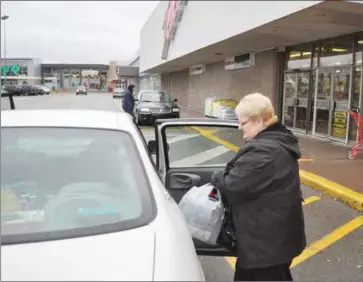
[122, 84, 136, 123]
[211, 92, 306, 281]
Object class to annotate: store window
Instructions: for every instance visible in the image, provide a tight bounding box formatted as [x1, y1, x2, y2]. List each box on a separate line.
[63, 68, 70, 89]
[20, 65, 28, 76]
[100, 69, 107, 91]
[319, 37, 354, 67]
[70, 68, 81, 88]
[356, 34, 363, 65]
[350, 68, 361, 142]
[287, 45, 312, 70]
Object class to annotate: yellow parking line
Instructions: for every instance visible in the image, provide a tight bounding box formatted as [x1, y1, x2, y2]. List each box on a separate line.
[225, 257, 237, 270]
[291, 216, 363, 267]
[190, 126, 240, 152]
[303, 196, 320, 206]
[190, 126, 313, 162]
[225, 216, 363, 270]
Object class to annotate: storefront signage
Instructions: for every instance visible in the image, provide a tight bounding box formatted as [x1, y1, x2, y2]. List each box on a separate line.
[1, 64, 21, 75]
[81, 69, 98, 76]
[332, 111, 347, 139]
[161, 0, 188, 60]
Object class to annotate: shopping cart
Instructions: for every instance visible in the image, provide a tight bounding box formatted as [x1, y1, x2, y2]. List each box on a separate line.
[348, 109, 363, 160]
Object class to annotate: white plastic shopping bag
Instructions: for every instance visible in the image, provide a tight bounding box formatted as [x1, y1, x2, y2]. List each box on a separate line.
[178, 182, 225, 245]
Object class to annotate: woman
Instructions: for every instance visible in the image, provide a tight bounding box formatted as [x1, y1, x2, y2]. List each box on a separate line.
[211, 93, 306, 281]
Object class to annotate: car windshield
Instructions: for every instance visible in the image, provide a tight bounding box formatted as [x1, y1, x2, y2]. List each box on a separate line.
[140, 91, 172, 102]
[1, 127, 156, 244]
[77, 86, 86, 90]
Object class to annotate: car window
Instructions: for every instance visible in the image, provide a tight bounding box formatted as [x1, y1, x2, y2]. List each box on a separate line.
[164, 125, 243, 168]
[140, 91, 172, 102]
[1, 127, 156, 244]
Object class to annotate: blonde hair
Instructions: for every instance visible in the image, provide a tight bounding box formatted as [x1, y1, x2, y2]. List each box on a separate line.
[235, 93, 278, 126]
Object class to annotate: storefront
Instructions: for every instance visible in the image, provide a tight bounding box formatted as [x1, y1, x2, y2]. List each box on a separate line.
[1, 58, 42, 85]
[41, 64, 109, 91]
[139, 0, 363, 143]
[282, 33, 363, 143]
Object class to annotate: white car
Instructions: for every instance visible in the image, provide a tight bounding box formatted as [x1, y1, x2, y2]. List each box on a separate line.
[1, 108, 237, 281]
[40, 85, 51, 95]
[113, 88, 125, 99]
[76, 85, 87, 95]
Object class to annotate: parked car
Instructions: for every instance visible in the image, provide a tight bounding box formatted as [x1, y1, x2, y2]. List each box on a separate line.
[32, 85, 46, 95]
[134, 90, 180, 125]
[20, 84, 39, 96]
[112, 87, 125, 99]
[39, 85, 51, 95]
[76, 85, 87, 95]
[1, 109, 238, 281]
[3, 84, 22, 96]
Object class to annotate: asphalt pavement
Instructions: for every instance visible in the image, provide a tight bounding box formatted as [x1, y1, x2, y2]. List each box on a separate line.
[9, 93, 363, 281]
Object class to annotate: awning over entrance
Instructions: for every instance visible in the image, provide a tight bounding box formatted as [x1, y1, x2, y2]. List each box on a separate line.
[146, 1, 363, 73]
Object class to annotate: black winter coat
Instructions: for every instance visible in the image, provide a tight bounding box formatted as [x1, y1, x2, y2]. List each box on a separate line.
[211, 122, 306, 269]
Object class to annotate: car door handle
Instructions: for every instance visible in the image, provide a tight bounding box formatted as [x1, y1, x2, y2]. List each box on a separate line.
[175, 175, 192, 184]
[169, 173, 201, 190]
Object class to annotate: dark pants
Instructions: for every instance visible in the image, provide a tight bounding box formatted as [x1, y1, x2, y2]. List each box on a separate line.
[234, 259, 293, 281]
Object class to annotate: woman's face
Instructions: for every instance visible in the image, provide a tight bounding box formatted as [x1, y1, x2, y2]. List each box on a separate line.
[238, 115, 263, 140]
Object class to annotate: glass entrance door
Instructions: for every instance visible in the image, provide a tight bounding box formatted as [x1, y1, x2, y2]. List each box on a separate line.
[313, 68, 352, 142]
[283, 72, 310, 132]
[350, 68, 362, 142]
[330, 68, 351, 142]
[313, 69, 332, 136]
[296, 72, 310, 131]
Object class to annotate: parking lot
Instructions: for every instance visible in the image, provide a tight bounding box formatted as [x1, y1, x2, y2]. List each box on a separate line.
[8, 93, 363, 281]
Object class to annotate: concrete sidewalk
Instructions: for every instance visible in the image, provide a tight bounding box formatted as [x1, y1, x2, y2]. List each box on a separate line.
[179, 106, 363, 211]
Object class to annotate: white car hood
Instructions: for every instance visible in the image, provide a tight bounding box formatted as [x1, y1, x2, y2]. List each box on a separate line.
[2, 226, 155, 281]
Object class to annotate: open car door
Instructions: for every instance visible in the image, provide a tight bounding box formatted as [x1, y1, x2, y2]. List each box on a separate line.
[151, 118, 242, 257]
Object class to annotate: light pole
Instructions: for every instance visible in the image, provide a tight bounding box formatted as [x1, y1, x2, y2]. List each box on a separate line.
[1, 15, 9, 85]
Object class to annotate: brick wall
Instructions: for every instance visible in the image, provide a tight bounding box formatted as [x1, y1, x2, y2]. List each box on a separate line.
[161, 49, 278, 112]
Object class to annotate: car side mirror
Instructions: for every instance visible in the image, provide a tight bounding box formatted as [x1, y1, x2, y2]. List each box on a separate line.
[173, 98, 178, 102]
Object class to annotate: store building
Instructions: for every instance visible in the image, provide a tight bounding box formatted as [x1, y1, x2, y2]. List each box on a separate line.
[41, 64, 109, 91]
[140, 0, 363, 144]
[41, 62, 139, 92]
[1, 57, 42, 85]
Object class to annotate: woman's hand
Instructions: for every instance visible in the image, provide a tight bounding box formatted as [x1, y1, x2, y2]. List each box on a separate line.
[211, 170, 223, 186]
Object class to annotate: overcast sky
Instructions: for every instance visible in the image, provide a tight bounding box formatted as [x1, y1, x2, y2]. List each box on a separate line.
[1, 1, 158, 64]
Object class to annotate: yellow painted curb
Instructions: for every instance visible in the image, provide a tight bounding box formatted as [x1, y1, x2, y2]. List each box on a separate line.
[299, 170, 363, 212]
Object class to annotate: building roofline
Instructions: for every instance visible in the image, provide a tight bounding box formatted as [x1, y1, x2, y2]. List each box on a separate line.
[128, 50, 140, 66]
[41, 63, 109, 68]
[1, 57, 40, 61]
